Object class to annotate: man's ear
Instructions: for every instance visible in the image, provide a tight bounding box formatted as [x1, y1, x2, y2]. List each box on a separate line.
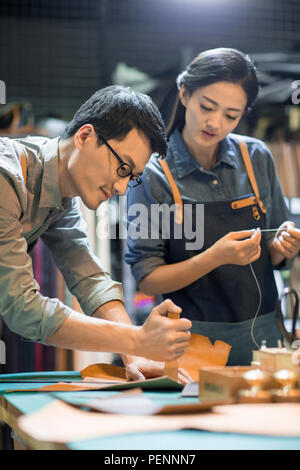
[179, 85, 189, 108]
[74, 124, 95, 149]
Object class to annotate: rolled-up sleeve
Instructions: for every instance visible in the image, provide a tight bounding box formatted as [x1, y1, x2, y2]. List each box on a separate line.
[41, 198, 124, 315]
[0, 175, 72, 343]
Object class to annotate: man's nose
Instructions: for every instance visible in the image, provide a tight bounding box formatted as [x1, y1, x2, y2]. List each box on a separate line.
[113, 177, 131, 195]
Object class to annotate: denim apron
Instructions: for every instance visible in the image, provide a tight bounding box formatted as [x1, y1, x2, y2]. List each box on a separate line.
[158, 137, 282, 365]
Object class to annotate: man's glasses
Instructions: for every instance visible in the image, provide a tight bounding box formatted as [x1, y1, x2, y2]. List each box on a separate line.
[97, 132, 142, 188]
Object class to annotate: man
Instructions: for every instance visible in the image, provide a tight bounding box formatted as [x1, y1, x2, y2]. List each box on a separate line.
[0, 85, 192, 381]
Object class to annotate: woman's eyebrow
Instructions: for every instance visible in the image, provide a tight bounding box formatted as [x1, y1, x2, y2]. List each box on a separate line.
[202, 95, 242, 113]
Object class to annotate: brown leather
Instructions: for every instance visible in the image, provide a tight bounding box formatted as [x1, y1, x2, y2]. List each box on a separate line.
[164, 311, 181, 381]
[231, 196, 257, 210]
[178, 334, 232, 381]
[158, 158, 183, 224]
[80, 363, 127, 381]
[236, 137, 266, 214]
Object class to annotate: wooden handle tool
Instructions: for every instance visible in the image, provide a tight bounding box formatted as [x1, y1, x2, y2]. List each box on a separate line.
[164, 311, 180, 382]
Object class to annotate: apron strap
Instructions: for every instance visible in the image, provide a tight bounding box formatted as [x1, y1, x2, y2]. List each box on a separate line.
[159, 136, 267, 220]
[236, 136, 267, 214]
[158, 158, 183, 224]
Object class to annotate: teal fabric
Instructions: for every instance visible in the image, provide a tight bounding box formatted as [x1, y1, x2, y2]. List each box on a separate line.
[1, 371, 300, 450]
[0, 370, 81, 381]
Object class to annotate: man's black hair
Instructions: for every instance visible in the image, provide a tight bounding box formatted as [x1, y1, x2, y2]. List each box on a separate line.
[62, 85, 167, 157]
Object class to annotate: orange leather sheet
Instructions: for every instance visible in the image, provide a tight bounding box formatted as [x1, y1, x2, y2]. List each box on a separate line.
[178, 334, 231, 381]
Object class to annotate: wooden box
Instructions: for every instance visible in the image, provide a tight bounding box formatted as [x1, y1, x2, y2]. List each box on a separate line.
[198, 366, 254, 400]
[253, 348, 299, 373]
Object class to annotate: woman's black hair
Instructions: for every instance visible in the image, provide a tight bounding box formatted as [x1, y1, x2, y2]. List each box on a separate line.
[167, 48, 259, 137]
[62, 85, 167, 157]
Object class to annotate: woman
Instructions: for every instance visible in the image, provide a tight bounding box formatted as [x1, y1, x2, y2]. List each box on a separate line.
[125, 48, 300, 365]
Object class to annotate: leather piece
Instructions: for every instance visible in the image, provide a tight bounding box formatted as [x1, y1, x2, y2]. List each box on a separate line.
[231, 196, 257, 210]
[178, 334, 232, 381]
[80, 363, 127, 381]
[164, 311, 181, 381]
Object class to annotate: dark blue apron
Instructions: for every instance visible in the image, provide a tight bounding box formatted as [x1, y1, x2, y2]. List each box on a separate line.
[159, 140, 282, 365]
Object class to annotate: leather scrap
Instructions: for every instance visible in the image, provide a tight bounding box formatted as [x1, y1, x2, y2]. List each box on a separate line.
[178, 334, 232, 381]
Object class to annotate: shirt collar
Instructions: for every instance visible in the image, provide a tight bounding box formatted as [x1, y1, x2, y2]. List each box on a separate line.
[168, 129, 238, 178]
[39, 137, 63, 208]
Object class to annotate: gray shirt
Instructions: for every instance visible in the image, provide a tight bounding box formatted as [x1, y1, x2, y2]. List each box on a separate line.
[0, 136, 124, 343]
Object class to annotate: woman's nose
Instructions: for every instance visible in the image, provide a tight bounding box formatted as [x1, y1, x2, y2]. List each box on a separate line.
[206, 112, 221, 130]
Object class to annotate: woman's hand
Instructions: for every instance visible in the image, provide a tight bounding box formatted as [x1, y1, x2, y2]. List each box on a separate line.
[210, 228, 261, 266]
[271, 221, 300, 259]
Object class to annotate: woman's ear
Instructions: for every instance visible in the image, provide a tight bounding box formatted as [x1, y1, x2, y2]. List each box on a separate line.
[179, 85, 189, 108]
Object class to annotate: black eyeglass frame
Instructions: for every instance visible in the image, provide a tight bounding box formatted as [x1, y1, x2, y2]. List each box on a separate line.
[97, 132, 142, 188]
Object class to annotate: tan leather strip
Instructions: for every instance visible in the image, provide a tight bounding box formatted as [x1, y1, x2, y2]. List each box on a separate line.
[158, 158, 183, 224]
[231, 196, 257, 210]
[237, 137, 266, 214]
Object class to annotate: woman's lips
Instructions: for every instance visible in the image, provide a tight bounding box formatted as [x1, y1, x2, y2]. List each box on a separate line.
[201, 130, 217, 139]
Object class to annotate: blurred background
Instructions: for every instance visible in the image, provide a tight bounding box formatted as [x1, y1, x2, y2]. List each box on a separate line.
[0, 0, 299, 374]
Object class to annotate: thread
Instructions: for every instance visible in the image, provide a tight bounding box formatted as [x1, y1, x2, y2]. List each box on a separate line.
[249, 263, 262, 349]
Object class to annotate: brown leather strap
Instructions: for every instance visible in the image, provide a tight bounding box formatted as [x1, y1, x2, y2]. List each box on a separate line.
[231, 196, 257, 210]
[158, 159, 183, 224]
[236, 137, 266, 214]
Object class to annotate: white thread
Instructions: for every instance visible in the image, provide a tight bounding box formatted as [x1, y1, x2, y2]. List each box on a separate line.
[249, 263, 261, 348]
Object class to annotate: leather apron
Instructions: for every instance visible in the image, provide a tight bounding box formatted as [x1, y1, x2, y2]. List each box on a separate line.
[158, 137, 282, 365]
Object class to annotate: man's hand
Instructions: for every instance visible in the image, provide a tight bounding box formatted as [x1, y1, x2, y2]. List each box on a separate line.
[136, 299, 192, 362]
[125, 358, 193, 385]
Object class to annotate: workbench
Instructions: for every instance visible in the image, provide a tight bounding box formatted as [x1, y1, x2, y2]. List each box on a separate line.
[0, 371, 300, 450]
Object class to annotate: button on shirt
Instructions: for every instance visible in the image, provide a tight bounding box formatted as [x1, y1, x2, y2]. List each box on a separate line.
[125, 129, 291, 285]
[0, 136, 123, 343]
